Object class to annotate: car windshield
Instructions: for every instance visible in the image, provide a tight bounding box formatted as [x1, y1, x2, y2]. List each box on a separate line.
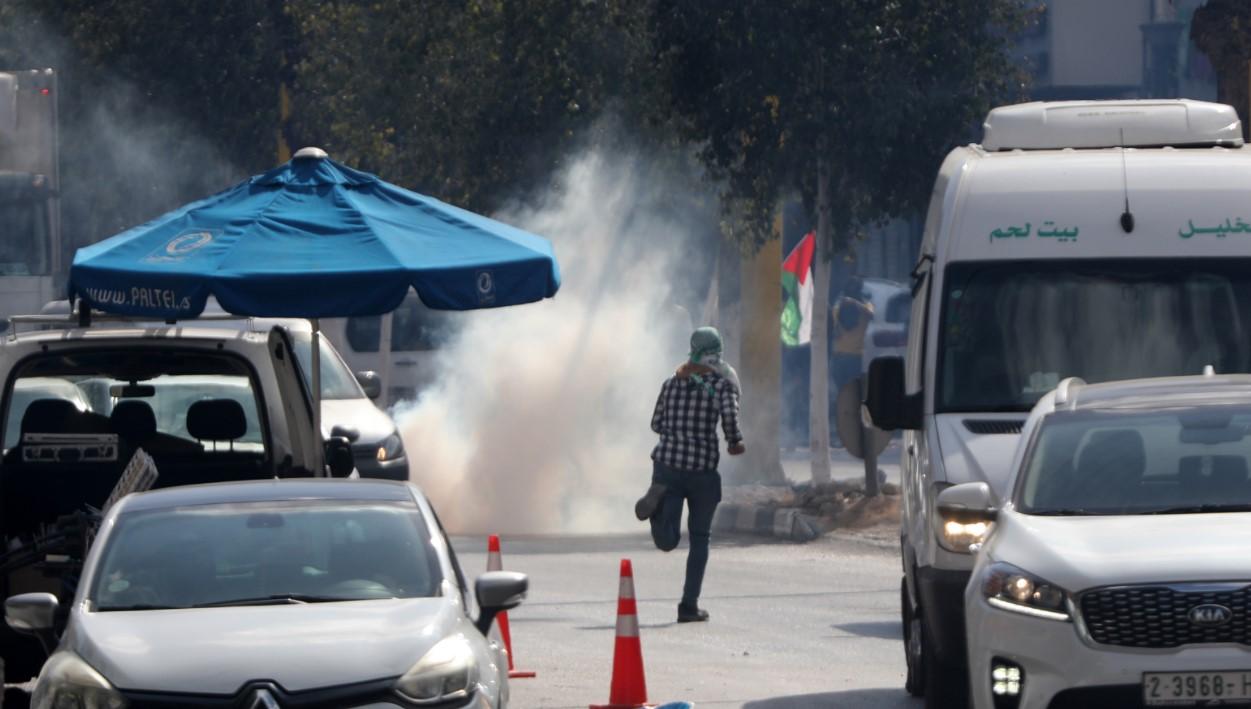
[90, 499, 443, 609]
[938, 259, 1251, 412]
[291, 332, 364, 401]
[1018, 407, 1251, 516]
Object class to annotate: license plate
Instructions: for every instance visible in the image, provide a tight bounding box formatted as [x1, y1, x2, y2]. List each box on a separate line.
[1145, 672, 1251, 706]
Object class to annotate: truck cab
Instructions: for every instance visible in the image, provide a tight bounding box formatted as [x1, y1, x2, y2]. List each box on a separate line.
[866, 99, 1251, 708]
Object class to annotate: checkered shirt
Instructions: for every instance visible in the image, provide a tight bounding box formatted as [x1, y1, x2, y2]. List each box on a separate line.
[650, 369, 743, 472]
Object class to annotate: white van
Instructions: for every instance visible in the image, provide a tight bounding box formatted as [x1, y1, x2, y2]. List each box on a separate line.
[323, 292, 462, 409]
[864, 99, 1251, 708]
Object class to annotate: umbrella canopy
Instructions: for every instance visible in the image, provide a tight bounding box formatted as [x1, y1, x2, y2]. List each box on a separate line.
[69, 148, 560, 320]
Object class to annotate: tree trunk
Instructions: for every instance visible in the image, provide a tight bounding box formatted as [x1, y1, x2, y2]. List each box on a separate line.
[732, 222, 784, 484]
[809, 155, 833, 484]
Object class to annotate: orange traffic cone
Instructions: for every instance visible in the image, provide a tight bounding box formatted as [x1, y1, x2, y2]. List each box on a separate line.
[590, 559, 650, 709]
[487, 535, 536, 679]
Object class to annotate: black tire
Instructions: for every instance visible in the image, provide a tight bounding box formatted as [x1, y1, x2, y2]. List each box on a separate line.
[901, 577, 924, 697]
[922, 622, 970, 709]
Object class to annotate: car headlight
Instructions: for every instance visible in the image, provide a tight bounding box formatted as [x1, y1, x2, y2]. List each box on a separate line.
[376, 432, 405, 462]
[394, 635, 479, 705]
[32, 652, 127, 709]
[980, 561, 1070, 621]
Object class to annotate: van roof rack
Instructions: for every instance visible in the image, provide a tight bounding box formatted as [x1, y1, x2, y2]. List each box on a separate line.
[981, 100, 1243, 151]
[1053, 376, 1087, 407]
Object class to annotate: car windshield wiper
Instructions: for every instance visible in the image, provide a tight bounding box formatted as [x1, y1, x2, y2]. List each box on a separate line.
[192, 594, 348, 608]
[1143, 504, 1251, 515]
[1029, 508, 1095, 516]
[95, 604, 185, 611]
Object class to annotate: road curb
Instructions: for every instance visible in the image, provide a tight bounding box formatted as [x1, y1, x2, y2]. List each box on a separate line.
[712, 504, 821, 542]
[825, 529, 898, 550]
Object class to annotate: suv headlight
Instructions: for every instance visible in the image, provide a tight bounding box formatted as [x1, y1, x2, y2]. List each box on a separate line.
[33, 652, 127, 709]
[376, 433, 405, 462]
[980, 561, 1070, 621]
[394, 635, 479, 705]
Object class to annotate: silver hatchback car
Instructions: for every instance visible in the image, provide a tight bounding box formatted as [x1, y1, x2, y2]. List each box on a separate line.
[6, 479, 526, 708]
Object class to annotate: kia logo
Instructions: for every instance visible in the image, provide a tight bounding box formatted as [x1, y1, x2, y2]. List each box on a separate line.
[1188, 603, 1233, 627]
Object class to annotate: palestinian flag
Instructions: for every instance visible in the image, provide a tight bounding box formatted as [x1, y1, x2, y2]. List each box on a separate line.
[781, 231, 815, 346]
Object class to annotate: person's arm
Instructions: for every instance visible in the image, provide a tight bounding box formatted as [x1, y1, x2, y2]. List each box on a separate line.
[719, 379, 745, 454]
[651, 380, 667, 434]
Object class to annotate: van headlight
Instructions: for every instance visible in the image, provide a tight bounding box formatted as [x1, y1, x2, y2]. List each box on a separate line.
[980, 561, 1070, 621]
[32, 652, 127, 709]
[394, 635, 479, 704]
[376, 433, 405, 462]
[937, 517, 992, 553]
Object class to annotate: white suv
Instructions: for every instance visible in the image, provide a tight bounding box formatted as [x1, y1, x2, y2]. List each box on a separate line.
[947, 373, 1251, 709]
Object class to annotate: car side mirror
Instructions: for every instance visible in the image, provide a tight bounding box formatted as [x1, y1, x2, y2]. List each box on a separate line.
[355, 371, 382, 400]
[937, 482, 998, 522]
[474, 571, 528, 636]
[865, 356, 922, 430]
[330, 425, 360, 443]
[6, 592, 58, 654]
[324, 436, 355, 477]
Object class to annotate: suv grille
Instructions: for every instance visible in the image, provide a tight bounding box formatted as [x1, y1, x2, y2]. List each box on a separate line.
[963, 419, 1024, 435]
[1080, 584, 1251, 648]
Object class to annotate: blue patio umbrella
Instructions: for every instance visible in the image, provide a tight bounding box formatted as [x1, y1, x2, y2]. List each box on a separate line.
[68, 147, 561, 443]
[69, 147, 560, 320]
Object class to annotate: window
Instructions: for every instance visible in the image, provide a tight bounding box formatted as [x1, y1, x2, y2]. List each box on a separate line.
[3, 349, 267, 453]
[1019, 408, 1251, 516]
[938, 259, 1251, 412]
[345, 296, 460, 354]
[90, 500, 443, 609]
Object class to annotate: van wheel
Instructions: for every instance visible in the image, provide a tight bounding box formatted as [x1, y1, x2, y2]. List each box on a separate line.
[922, 624, 970, 709]
[901, 577, 923, 696]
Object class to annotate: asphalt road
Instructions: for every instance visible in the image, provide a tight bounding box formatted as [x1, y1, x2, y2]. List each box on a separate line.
[455, 530, 918, 709]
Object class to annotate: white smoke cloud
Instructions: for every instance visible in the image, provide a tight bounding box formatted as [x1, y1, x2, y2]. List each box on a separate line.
[393, 145, 716, 534]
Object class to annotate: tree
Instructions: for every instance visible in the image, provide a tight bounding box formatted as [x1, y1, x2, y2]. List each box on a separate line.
[1192, 0, 1251, 141]
[650, 0, 1026, 482]
[0, 0, 291, 248]
[288, 0, 653, 214]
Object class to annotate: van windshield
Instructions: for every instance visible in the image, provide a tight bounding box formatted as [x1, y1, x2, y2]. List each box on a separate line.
[938, 259, 1251, 412]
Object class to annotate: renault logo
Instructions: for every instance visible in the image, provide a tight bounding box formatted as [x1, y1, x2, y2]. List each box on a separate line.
[247, 688, 281, 709]
[1188, 603, 1233, 627]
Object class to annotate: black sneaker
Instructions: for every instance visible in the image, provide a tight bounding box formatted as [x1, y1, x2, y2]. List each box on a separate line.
[634, 483, 666, 521]
[677, 605, 709, 623]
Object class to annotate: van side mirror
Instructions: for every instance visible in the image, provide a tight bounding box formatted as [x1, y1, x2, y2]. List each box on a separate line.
[474, 571, 528, 635]
[6, 592, 58, 654]
[936, 482, 997, 521]
[355, 371, 382, 400]
[865, 356, 922, 430]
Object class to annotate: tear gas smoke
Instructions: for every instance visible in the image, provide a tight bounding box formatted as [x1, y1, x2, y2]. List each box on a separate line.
[393, 147, 716, 534]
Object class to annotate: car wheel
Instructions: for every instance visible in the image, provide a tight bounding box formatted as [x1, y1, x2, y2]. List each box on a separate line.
[901, 577, 924, 697]
[922, 616, 970, 709]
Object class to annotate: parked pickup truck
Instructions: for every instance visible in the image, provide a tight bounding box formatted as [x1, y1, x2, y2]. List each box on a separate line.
[0, 311, 353, 701]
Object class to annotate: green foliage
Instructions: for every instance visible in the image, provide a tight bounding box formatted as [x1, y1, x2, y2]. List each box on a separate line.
[289, 0, 651, 212]
[650, 0, 1029, 251]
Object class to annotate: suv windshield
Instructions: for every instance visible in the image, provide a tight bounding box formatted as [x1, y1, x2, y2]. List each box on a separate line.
[1018, 407, 1251, 515]
[90, 500, 443, 609]
[939, 259, 1251, 412]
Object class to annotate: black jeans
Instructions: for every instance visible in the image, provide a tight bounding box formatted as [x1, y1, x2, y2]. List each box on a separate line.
[649, 460, 722, 608]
